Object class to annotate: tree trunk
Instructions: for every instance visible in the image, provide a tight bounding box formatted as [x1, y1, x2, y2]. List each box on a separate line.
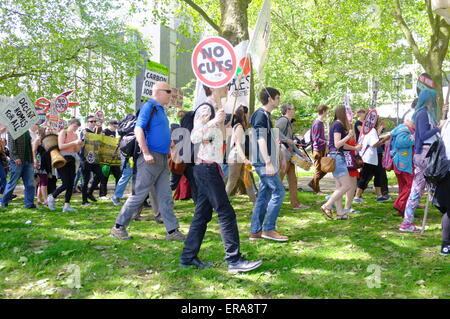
[393, 0, 450, 117]
[219, 0, 250, 46]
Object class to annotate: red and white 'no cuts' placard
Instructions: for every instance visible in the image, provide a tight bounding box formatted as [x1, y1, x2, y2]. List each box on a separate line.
[191, 37, 237, 88]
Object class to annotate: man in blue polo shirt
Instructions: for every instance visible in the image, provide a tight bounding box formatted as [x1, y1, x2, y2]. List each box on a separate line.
[111, 82, 186, 241]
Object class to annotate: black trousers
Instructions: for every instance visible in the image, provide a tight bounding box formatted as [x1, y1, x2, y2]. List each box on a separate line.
[53, 157, 76, 203]
[180, 164, 241, 264]
[170, 173, 182, 191]
[434, 171, 450, 246]
[99, 165, 121, 197]
[81, 161, 102, 202]
[47, 176, 57, 195]
[358, 153, 388, 191]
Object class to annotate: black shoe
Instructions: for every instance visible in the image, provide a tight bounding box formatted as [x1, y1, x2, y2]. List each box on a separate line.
[87, 194, 97, 202]
[26, 204, 37, 209]
[440, 245, 450, 256]
[9, 194, 17, 200]
[228, 258, 262, 274]
[180, 257, 214, 269]
[82, 202, 90, 206]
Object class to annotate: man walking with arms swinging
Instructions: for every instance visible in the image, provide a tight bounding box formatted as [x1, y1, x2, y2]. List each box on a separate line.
[110, 82, 185, 241]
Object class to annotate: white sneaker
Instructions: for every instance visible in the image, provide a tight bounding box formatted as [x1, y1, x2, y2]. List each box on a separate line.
[62, 206, 77, 213]
[47, 195, 56, 211]
[99, 196, 109, 200]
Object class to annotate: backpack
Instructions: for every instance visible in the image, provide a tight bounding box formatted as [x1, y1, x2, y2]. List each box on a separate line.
[117, 101, 157, 158]
[180, 102, 215, 163]
[424, 139, 450, 185]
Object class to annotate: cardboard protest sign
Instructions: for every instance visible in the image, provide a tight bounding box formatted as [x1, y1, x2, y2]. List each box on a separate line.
[223, 40, 251, 115]
[191, 36, 237, 88]
[168, 87, 183, 108]
[0, 92, 38, 139]
[141, 60, 170, 100]
[344, 93, 353, 124]
[83, 132, 121, 166]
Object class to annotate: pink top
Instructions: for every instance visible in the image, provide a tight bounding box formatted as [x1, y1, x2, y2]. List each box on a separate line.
[61, 130, 78, 154]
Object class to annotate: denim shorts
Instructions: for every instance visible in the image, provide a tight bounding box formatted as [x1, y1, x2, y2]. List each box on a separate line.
[329, 153, 348, 178]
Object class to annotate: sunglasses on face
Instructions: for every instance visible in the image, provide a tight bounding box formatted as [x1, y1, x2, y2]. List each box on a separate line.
[88, 120, 97, 123]
[158, 89, 172, 94]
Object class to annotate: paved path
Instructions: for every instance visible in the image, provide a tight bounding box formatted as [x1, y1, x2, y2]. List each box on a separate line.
[286, 175, 399, 194]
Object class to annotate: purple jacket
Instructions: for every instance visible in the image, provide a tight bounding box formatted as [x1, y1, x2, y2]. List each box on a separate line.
[414, 108, 439, 154]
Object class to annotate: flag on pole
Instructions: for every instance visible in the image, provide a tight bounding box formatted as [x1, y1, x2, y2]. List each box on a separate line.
[247, 0, 272, 77]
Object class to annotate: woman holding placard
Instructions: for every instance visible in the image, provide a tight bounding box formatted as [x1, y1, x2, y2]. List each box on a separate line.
[47, 118, 83, 213]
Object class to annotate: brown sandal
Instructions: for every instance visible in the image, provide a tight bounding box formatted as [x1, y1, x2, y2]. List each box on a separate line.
[321, 205, 334, 220]
[336, 213, 353, 220]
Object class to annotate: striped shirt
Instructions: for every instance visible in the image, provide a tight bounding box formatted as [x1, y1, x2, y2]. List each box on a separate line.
[311, 119, 327, 152]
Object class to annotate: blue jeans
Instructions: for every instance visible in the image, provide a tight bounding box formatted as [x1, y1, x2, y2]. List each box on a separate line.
[0, 165, 6, 193]
[114, 159, 133, 199]
[1, 160, 35, 207]
[73, 166, 82, 189]
[250, 166, 285, 234]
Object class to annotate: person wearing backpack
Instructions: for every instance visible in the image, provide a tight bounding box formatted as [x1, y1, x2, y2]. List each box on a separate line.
[111, 82, 185, 241]
[433, 107, 450, 255]
[277, 103, 309, 210]
[400, 89, 447, 232]
[389, 120, 415, 217]
[180, 85, 262, 274]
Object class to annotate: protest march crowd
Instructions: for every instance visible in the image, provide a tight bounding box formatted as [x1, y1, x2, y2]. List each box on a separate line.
[1, 79, 450, 274]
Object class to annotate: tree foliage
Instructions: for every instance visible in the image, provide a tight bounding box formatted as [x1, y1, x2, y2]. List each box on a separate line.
[0, 0, 150, 119]
[267, 0, 411, 114]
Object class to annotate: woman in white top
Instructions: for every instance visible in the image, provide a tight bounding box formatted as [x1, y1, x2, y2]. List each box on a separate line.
[353, 117, 387, 202]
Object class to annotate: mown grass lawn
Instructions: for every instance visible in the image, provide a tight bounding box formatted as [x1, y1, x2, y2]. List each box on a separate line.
[0, 177, 449, 299]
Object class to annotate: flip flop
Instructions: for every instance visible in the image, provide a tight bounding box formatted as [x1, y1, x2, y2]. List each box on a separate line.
[321, 205, 333, 220]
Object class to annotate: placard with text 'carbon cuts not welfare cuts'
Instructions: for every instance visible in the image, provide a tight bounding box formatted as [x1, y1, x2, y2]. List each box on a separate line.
[0, 91, 38, 139]
[141, 60, 169, 100]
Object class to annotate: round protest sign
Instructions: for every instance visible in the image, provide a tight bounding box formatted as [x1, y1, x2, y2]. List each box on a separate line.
[58, 119, 65, 131]
[191, 37, 237, 88]
[361, 109, 378, 136]
[55, 95, 69, 113]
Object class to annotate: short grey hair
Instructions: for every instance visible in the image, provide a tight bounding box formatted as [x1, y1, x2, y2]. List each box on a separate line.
[281, 103, 295, 115]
